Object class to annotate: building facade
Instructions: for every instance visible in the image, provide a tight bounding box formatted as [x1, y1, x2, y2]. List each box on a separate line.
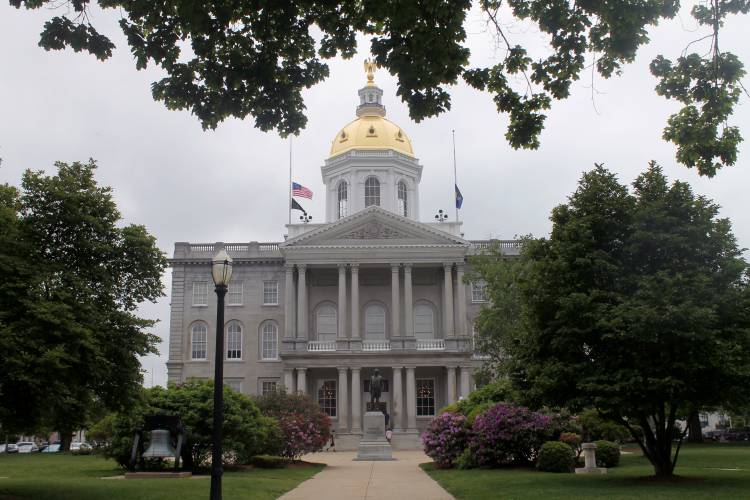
[166, 67, 519, 449]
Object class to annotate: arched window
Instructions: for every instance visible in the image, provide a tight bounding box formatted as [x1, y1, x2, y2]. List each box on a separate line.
[316, 305, 337, 341]
[397, 181, 408, 217]
[414, 304, 435, 340]
[226, 322, 242, 359]
[261, 322, 278, 360]
[364, 304, 386, 339]
[337, 181, 348, 219]
[191, 323, 208, 360]
[365, 177, 380, 207]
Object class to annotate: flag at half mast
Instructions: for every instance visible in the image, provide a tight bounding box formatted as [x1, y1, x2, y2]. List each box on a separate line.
[292, 182, 313, 199]
[455, 184, 464, 209]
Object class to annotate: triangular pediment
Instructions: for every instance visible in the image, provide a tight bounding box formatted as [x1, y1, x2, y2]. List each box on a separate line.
[281, 206, 467, 248]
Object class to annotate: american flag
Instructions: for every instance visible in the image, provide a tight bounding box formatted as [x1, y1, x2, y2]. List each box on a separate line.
[292, 182, 313, 199]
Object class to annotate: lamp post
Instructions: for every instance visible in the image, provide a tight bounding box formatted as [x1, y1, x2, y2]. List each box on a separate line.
[210, 248, 233, 500]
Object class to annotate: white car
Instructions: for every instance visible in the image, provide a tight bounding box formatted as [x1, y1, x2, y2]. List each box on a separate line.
[16, 442, 39, 453]
[70, 442, 92, 452]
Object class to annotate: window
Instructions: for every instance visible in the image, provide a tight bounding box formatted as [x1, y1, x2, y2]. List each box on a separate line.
[316, 305, 337, 341]
[414, 304, 435, 340]
[416, 379, 435, 416]
[471, 281, 488, 303]
[226, 322, 242, 359]
[225, 379, 242, 392]
[191, 323, 208, 360]
[263, 281, 279, 305]
[228, 281, 243, 305]
[261, 322, 278, 360]
[318, 380, 337, 417]
[192, 282, 207, 306]
[261, 380, 278, 395]
[364, 304, 386, 339]
[700, 412, 709, 428]
[337, 181, 348, 219]
[397, 181, 408, 216]
[364, 177, 380, 207]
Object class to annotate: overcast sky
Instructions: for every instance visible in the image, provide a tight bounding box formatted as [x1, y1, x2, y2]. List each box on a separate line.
[1, 3, 748, 388]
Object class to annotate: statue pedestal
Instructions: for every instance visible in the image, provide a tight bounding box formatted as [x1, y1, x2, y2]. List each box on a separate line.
[354, 412, 393, 461]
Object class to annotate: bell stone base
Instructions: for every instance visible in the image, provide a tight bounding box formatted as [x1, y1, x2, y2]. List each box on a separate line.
[575, 467, 607, 474]
[354, 411, 393, 461]
[125, 471, 192, 479]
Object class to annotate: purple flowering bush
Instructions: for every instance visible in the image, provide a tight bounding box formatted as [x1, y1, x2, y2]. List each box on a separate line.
[421, 412, 470, 468]
[469, 403, 556, 467]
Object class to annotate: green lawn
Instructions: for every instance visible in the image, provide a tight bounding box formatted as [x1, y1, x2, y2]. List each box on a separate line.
[0, 453, 323, 500]
[422, 443, 750, 500]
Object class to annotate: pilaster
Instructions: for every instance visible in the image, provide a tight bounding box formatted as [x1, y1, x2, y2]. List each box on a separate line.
[351, 367, 362, 432]
[284, 264, 295, 339]
[443, 263, 455, 338]
[338, 367, 349, 432]
[296, 264, 307, 340]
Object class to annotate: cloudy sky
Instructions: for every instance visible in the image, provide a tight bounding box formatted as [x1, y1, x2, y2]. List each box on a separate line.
[1, 3, 748, 387]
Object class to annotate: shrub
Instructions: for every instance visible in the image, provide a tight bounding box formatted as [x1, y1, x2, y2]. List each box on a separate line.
[578, 409, 630, 442]
[439, 379, 518, 418]
[594, 440, 620, 468]
[421, 412, 470, 468]
[559, 432, 582, 457]
[253, 390, 331, 460]
[105, 380, 282, 470]
[469, 403, 556, 467]
[536, 441, 575, 472]
[249, 455, 288, 468]
[456, 447, 478, 469]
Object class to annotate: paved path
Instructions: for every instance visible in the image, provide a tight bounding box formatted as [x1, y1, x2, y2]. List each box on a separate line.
[279, 451, 454, 500]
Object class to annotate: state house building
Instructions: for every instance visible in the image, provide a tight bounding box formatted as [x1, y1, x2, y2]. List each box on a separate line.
[166, 67, 519, 449]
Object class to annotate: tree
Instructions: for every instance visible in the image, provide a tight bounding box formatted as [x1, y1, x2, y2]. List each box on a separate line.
[10, 1, 749, 175]
[475, 163, 750, 477]
[0, 160, 167, 450]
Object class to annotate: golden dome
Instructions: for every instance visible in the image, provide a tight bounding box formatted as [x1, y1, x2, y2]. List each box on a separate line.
[329, 115, 414, 158]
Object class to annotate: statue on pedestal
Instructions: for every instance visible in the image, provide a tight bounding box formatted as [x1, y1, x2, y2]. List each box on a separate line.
[369, 369, 383, 404]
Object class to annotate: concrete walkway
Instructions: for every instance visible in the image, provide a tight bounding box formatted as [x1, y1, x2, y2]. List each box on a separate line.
[279, 451, 454, 500]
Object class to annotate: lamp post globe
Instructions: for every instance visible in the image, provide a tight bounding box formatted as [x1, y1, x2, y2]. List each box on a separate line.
[210, 248, 232, 500]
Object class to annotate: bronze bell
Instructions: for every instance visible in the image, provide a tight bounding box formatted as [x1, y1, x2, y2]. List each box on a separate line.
[141, 429, 177, 458]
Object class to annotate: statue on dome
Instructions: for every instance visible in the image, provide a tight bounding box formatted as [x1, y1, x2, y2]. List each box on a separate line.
[364, 58, 377, 84]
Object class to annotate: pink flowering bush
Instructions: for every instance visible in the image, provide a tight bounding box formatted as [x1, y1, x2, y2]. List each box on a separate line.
[421, 412, 470, 468]
[254, 390, 331, 460]
[469, 403, 556, 467]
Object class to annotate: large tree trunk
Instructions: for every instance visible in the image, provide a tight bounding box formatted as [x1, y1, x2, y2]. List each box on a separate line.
[687, 411, 704, 443]
[60, 429, 73, 452]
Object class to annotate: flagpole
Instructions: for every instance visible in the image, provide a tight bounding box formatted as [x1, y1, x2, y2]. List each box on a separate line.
[452, 129, 459, 223]
[288, 136, 293, 225]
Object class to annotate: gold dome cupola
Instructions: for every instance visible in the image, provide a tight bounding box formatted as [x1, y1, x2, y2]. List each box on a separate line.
[329, 59, 414, 158]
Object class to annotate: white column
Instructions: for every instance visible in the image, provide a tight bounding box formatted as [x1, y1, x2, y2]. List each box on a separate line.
[456, 264, 467, 337]
[338, 264, 347, 340]
[283, 368, 295, 392]
[338, 367, 348, 432]
[392, 367, 403, 430]
[404, 264, 413, 337]
[284, 264, 295, 339]
[406, 366, 416, 430]
[391, 264, 400, 337]
[351, 367, 361, 432]
[351, 264, 360, 339]
[443, 263, 454, 337]
[460, 366, 471, 399]
[297, 367, 307, 394]
[447, 366, 457, 405]
[296, 264, 307, 339]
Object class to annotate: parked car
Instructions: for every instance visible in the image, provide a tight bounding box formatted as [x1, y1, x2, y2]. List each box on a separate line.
[724, 427, 750, 442]
[16, 442, 39, 453]
[1, 443, 19, 454]
[41, 444, 61, 453]
[70, 442, 92, 452]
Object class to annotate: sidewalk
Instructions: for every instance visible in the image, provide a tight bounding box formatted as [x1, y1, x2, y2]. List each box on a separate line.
[278, 451, 454, 500]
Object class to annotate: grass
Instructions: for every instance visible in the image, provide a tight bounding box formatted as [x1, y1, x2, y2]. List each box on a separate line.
[0, 453, 323, 500]
[421, 443, 750, 499]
